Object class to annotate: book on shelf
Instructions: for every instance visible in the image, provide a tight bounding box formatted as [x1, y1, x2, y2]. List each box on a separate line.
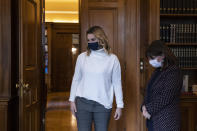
[160, 24, 197, 43]
[195, 0, 197, 14]
[160, 0, 197, 14]
[160, 0, 163, 14]
[169, 46, 197, 68]
[181, 92, 197, 96]
[45, 29, 47, 36]
[192, 85, 197, 92]
[182, 75, 189, 92]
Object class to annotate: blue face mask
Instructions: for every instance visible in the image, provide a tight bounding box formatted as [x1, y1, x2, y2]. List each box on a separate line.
[88, 42, 99, 50]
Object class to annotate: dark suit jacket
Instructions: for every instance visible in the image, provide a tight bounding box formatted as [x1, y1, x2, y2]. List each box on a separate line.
[142, 65, 182, 131]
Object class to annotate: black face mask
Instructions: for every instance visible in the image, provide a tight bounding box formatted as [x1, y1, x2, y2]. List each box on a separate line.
[88, 42, 99, 50]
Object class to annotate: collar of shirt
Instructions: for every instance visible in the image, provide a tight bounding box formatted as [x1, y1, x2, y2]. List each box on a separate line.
[90, 48, 108, 57]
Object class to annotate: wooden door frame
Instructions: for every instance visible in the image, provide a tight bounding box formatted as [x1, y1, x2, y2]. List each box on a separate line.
[18, 0, 24, 130]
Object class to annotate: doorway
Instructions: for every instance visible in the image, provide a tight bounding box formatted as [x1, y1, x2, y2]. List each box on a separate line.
[43, 0, 80, 131]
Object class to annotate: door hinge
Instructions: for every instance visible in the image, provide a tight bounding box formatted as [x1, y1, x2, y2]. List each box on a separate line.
[140, 58, 144, 73]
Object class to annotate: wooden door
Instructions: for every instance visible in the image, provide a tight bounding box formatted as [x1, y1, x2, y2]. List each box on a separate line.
[47, 23, 79, 92]
[18, 0, 42, 131]
[52, 32, 73, 92]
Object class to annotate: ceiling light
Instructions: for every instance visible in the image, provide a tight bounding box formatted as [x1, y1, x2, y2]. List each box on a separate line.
[45, 11, 78, 14]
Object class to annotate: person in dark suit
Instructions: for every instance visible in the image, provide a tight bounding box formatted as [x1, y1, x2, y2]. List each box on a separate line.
[141, 40, 182, 131]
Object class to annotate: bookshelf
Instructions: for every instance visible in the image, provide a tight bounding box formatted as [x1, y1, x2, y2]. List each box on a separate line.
[160, 0, 197, 92]
[149, 0, 197, 130]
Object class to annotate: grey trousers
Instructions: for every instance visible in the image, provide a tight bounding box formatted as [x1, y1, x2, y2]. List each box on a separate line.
[75, 97, 112, 131]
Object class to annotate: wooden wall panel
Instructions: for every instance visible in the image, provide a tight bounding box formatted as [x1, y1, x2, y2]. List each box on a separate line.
[0, 100, 8, 131]
[138, 0, 149, 130]
[148, 0, 160, 43]
[180, 97, 197, 131]
[0, 0, 19, 130]
[81, 0, 125, 74]
[88, 9, 118, 52]
[0, 98, 19, 131]
[124, 0, 140, 130]
[24, 0, 37, 67]
[0, 0, 11, 98]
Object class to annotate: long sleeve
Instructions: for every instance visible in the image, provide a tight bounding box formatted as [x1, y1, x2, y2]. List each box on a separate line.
[145, 69, 181, 116]
[112, 57, 124, 108]
[141, 70, 159, 112]
[69, 55, 82, 102]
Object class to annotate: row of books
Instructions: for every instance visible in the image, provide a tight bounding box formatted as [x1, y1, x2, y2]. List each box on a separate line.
[160, 24, 197, 43]
[160, 0, 197, 14]
[170, 46, 197, 68]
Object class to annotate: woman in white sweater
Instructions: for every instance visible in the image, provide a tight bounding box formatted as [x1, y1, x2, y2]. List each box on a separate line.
[69, 26, 124, 131]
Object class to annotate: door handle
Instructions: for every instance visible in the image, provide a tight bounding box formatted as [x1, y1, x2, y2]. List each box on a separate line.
[16, 84, 20, 89]
[23, 83, 30, 90]
[16, 82, 30, 89]
[23, 83, 29, 88]
[22, 83, 30, 94]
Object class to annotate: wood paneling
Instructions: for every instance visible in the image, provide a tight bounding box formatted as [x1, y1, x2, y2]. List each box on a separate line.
[0, 100, 8, 131]
[0, 0, 19, 98]
[138, 0, 149, 130]
[0, 0, 19, 131]
[0, 98, 19, 131]
[24, 0, 37, 66]
[0, 0, 11, 98]
[180, 96, 197, 131]
[124, 0, 141, 130]
[88, 9, 118, 51]
[148, 0, 160, 43]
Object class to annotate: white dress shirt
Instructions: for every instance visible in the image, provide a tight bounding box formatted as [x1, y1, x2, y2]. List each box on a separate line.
[69, 48, 124, 109]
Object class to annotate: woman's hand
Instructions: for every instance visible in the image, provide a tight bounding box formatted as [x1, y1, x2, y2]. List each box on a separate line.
[114, 108, 122, 120]
[142, 105, 151, 119]
[70, 101, 77, 117]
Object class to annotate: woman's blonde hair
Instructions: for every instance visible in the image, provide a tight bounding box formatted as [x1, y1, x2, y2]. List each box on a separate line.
[86, 26, 111, 56]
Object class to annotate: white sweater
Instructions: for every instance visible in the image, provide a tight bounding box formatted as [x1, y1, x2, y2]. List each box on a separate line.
[69, 49, 124, 109]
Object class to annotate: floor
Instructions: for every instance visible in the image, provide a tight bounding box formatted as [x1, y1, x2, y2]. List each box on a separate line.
[45, 92, 78, 131]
